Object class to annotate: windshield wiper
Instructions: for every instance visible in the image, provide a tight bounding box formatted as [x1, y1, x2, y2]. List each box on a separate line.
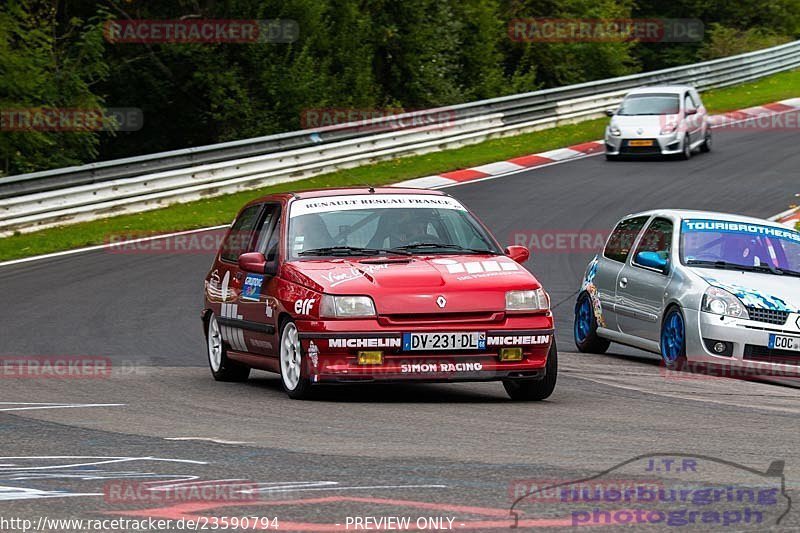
[298, 246, 411, 257]
[392, 243, 495, 254]
[686, 260, 800, 277]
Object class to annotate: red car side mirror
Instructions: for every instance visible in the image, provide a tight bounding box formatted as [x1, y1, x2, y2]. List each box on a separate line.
[505, 245, 530, 264]
[238, 252, 267, 273]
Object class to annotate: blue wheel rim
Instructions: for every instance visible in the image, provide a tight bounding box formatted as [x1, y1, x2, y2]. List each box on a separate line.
[661, 310, 685, 364]
[575, 296, 593, 343]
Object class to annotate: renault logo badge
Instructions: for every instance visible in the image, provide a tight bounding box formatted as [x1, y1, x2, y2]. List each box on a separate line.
[636, 128, 644, 135]
[436, 296, 447, 308]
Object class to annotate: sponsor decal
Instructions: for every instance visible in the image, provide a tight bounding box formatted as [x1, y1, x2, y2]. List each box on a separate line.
[401, 362, 483, 373]
[308, 341, 319, 368]
[581, 256, 606, 328]
[702, 278, 796, 313]
[241, 274, 264, 301]
[289, 194, 467, 218]
[321, 264, 389, 287]
[486, 335, 550, 346]
[207, 270, 235, 303]
[683, 220, 800, 244]
[443, 259, 518, 275]
[328, 338, 402, 349]
[294, 298, 316, 315]
[248, 339, 273, 351]
[220, 302, 247, 352]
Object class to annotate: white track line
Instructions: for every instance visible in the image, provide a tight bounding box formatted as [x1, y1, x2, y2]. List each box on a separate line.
[164, 437, 252, 445]
[0, 224, 229, 268]
[0, 402, 125, 412]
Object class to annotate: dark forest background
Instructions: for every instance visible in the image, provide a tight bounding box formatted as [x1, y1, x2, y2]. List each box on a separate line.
[1, 0, 798, 174]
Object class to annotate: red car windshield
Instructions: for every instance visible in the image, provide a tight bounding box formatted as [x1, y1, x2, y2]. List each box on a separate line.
[287, 194, 500, 258]
[681, 219, 800, 274]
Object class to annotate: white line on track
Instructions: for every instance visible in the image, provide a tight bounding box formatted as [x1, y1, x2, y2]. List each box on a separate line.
[0, 224, 229, 268]
[0, 456, 207, 471]
[164, 437, 252, 445]
[0, 402, 125, 412]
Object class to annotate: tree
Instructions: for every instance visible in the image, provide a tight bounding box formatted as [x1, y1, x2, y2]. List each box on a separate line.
[0, 0, 109, 175]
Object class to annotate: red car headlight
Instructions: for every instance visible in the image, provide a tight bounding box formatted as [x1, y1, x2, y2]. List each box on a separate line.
[320, 295, 376, 318]
[505, 289, 549, 311]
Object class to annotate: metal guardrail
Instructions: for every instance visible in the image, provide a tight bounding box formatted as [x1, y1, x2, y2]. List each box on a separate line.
[1, 40, 799, 235]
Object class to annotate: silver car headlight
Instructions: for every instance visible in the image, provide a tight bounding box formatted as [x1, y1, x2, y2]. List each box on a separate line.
[609, 126, 621, 136]
[320, 295, 376, 318]
[701, 287, 749, 319]
[660, 122, 678, 134]
[506, 289, 549, 311]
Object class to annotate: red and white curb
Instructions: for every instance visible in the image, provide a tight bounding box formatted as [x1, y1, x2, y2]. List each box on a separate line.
[394, 141, 605, 189]
[772, 205, 800, 229]
[395, 98, 800, 190]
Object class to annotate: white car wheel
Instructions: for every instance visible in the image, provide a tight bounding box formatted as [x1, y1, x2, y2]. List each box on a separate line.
[280, 322, 302, 391]
[208, 315, 222, 372]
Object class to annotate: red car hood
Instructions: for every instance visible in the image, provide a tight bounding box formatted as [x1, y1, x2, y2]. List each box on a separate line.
[282, 255, 541, 314]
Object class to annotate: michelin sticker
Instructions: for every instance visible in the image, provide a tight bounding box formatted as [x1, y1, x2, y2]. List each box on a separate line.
[241, 274, 264, 301]
[328, 337, 401, 349]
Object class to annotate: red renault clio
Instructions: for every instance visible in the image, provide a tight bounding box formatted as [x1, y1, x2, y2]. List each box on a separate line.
[202, 188, 556, 400]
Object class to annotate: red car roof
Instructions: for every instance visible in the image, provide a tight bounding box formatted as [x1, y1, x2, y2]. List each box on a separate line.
[244, 187, 446, 208]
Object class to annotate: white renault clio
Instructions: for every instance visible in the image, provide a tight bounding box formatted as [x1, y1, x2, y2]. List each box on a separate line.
[604, 86, 712, 160]
[574, 210, 800, 378]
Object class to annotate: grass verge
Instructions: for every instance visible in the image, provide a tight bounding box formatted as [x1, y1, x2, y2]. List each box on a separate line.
[2, 68, 799, 262]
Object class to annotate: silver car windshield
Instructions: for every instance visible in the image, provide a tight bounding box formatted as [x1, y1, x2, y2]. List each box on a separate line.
[681, 219, 800, 275]
[617, 94, 680, 116]
[287, 196, 500, 258]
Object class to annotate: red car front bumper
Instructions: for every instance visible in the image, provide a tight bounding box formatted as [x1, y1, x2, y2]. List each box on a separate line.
[297, 315, 554, 384]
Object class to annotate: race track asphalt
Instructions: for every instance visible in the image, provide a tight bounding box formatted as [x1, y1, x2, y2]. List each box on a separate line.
[1, 125, 799, 531]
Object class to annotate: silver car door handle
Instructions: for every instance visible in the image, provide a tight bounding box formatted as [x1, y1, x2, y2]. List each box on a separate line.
[619, 277, 628, 289]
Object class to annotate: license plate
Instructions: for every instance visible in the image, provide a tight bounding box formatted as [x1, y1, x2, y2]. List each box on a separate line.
[402, 332, 486, 351]
[768, 334, 800, 352]
[628, 140, 654, 147]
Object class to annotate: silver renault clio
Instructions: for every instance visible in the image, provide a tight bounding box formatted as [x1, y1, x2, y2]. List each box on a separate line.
[604, 86, 712, 160]
[574, 210, 800, 377]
